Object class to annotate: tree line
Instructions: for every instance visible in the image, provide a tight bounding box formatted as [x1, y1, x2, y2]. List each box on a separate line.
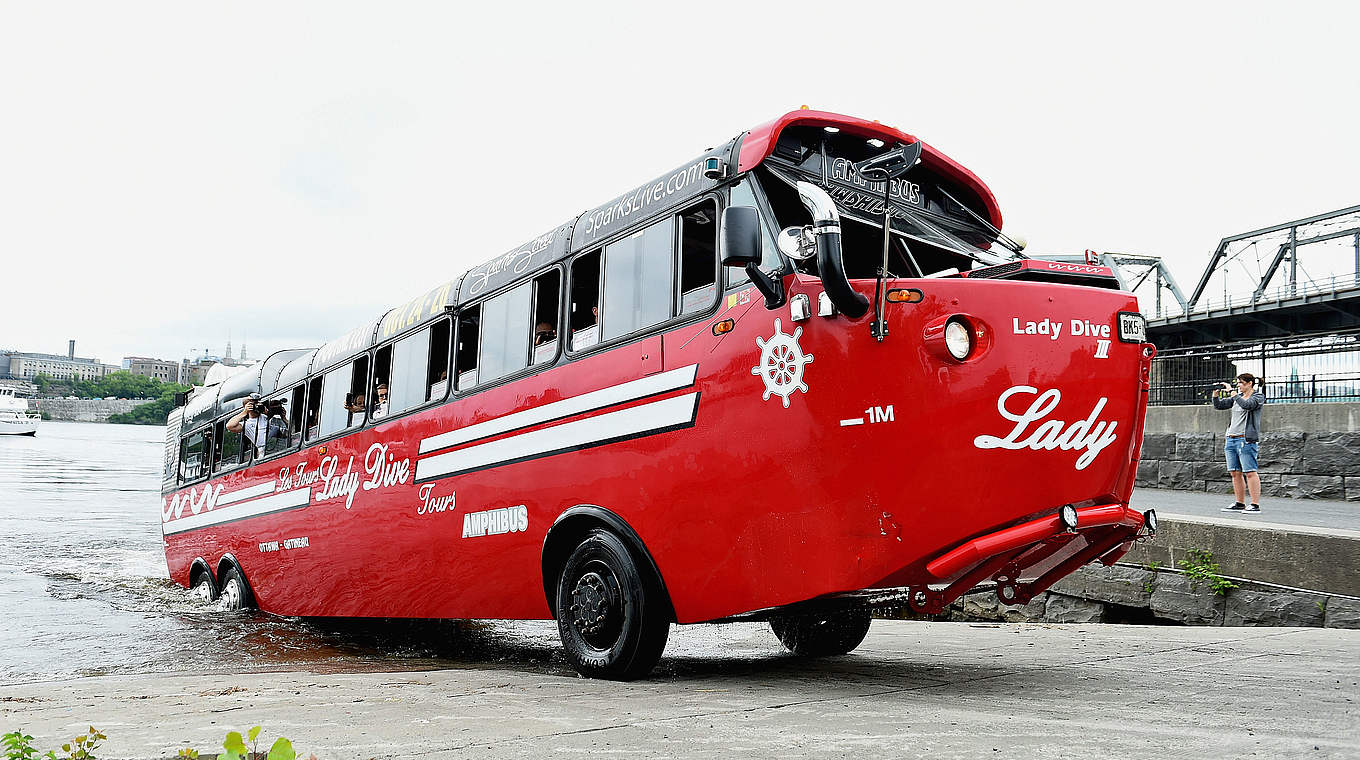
[32, 371, 190, 425]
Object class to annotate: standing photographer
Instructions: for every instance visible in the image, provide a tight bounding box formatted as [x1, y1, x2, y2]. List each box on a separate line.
[1214, 374, 1265, 514]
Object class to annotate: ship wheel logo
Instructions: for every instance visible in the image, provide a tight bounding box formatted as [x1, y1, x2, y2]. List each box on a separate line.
[752, 318, 814, 408]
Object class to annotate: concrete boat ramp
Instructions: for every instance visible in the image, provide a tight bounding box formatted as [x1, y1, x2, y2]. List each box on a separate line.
[2, 621, 1356, 759]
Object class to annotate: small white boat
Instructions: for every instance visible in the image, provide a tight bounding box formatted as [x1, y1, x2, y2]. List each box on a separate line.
[0, 387, 40, 436]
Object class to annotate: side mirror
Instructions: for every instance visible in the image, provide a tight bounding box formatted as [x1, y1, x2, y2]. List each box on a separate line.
[721, 206, 760, 267]
[721, 206, 785, 309]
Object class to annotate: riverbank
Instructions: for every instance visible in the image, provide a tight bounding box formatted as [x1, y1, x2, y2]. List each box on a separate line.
[2, 621, 1356, 759]
[24, 397, 154, 422]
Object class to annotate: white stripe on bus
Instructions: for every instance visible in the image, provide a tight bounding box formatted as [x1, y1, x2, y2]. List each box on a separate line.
[415, 392, 699, 482]
[162, 487, 312, 536]
[417, 364, 698, 455]
[214, 480, 278, 506]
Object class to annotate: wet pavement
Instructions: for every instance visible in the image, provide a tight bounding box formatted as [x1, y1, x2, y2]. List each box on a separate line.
[3, 621, 1357, 759]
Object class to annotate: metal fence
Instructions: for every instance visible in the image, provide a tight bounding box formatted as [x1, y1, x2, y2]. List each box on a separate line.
[1149, 332, 1360, 406]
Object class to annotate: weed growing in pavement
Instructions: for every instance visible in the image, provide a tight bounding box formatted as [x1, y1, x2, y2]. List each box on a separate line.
[221, 725, 295, 760]
[7, 727, 301, 760]
[1142, 561, 1164, 595]
[1178, 548, 1238, 596]
[3, 727, 106, 760]
[2, 731, 41, 760]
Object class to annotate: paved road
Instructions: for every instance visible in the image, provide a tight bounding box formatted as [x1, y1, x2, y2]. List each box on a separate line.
[2, 621, 1356, 759]
[1132, 487, 1359, 532]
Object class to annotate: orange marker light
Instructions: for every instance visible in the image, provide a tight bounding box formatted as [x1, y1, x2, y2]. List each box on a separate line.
[712, 319, 735, 336]
[886, 288, 924, 304]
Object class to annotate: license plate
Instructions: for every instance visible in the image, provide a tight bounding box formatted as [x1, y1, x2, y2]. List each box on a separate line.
[1117, 312, 1146, 343]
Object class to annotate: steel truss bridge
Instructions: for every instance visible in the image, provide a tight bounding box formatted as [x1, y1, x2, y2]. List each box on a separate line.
[1047, 206, 1360, 403]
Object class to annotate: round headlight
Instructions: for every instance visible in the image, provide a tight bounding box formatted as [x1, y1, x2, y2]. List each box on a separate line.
[1144, 509, 1158, 535]
[944, 319, 972, 360]
[1059, 504, 1078, 530]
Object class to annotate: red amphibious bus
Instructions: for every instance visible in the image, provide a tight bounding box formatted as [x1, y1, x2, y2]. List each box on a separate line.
[161, 109, 1156, 680]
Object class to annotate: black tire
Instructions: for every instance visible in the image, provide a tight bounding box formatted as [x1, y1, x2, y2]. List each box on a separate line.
[189, 570, 217, 603]
[555, 528, 670, 680]
[770, 609, 872, 657]
[216, 565, 254, 611]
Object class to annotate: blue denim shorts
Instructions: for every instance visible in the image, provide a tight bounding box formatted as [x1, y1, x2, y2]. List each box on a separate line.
[1225, 437, 1259, 472]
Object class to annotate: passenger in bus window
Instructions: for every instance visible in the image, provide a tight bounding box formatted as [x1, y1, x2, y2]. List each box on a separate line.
[348, 394, 369, 432]
[429, 369, 448, 400]
[373, 383, 390, 419]
[228, 396, 287, 456]
[535, 322, 556, 346]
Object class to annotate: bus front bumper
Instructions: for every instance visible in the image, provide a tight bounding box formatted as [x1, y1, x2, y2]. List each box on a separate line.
[904, 504, 1151, 614]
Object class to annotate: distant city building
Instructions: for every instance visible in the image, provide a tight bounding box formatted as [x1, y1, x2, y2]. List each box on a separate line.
[180, 354, 253, 386]
[124, 356, 180, 384]
[0, 341, 114, 381]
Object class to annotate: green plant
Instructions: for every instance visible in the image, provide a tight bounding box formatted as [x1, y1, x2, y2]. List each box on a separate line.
[222, 727, 294, 760]
[1142, 560, 1163, 594]
[1178, 548, 1238, 596]
[51, 727, 106, 760]
[3, 731, 42, 760]
[7, 727, 296, 760]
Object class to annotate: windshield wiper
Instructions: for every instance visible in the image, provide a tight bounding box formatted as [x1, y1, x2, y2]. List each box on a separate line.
[938, 186, 1027, 257]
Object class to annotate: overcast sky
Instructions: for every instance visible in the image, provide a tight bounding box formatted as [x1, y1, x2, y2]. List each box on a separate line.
[2, 2, 1357, 366]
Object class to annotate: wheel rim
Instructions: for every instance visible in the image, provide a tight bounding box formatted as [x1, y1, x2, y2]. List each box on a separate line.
[569, 562, 623, 650]
[191, 580, 212, 601]
[218, 578, 242, 611]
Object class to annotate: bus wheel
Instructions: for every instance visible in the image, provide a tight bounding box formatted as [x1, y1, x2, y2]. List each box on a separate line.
[555, 529, 670, 680]
[189, 571, 217, 603]
[770, 609, 872, 657]
[216, 566, 253, 612]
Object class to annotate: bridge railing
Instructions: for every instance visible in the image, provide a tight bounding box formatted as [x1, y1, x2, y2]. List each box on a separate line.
[1160, 271, 1360, 319]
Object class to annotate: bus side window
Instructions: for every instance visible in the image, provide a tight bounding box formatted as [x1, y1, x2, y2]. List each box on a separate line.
[214, 418, 242, 472]
[316, 360, 366, 437]
[179, 428, 210, 482]
[305, 377, 323, 440]
[678, 200, 718, 314]
[388, 326, 431, 415]
[371, 344, 393, 421]
[262, 392, 295, 457]
[532, 270, 561, 365]
[287, 384, 306, 446]
[478, 281, 532, 384]
[602, 216, 674, 342]
[725, 178, 780, 288]
[427, 318, 451, 401]
[347, 355, 370, 428]
[569, 251, 601, 351]
[456, 308, 481, 390]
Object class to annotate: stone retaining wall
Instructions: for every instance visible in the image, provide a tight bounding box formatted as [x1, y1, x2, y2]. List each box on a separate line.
[946, 565, 1360, 629]
[28, 398, 152, 422]
[1136, 430, 1360, 500]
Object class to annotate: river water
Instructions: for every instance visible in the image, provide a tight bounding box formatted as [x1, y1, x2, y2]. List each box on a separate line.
[0, 422, 775, 685]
